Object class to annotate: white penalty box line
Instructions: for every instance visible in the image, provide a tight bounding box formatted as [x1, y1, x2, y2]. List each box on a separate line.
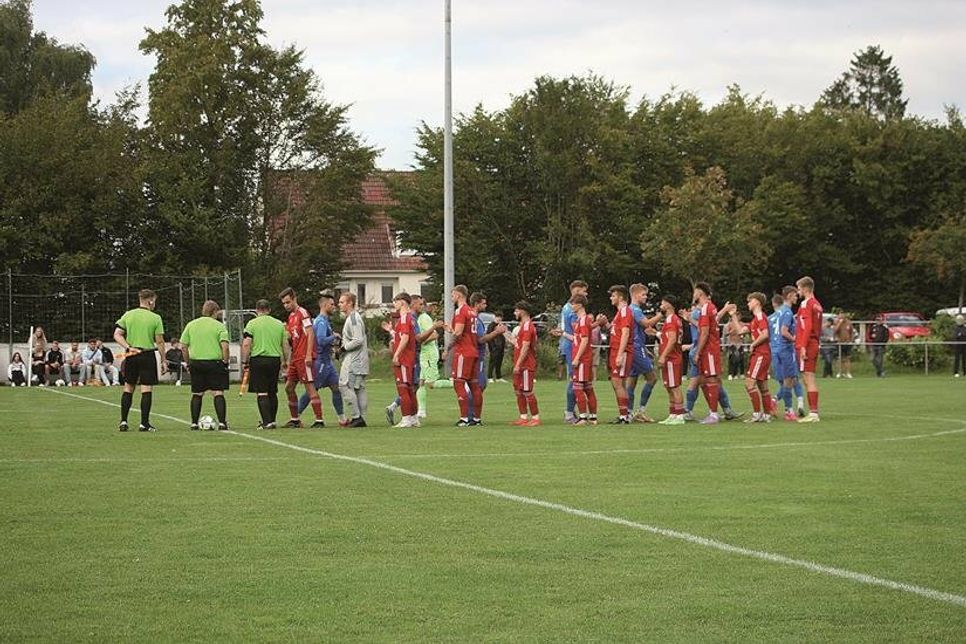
[41, 388, 966, 609]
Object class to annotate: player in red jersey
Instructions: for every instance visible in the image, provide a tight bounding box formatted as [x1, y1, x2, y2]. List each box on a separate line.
[569, 294, 598, 425]
[279, 287, 323, 428]
[606, 285, 634, 424]
[390, 293, 419, 428]
[436, 285, 482, 427]
[693, 281, 723, 424]
[509, 300, 540, 426]
[655, 294, 686, 425]
[725, 293, 776, 423]
[795, 276, 823, 423]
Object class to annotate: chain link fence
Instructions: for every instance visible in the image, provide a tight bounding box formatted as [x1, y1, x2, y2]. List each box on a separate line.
[2, 270, 246, 352]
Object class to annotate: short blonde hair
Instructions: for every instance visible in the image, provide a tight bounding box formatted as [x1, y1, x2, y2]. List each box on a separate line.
[201, 300, 220, 317]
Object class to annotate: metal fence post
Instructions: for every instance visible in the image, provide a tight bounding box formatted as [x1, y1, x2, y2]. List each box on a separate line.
[204, 276, 209, 302]
[223, 273, 230, 340]
[7, 269, 12, 360]
[81, 284, 86, 341]
[125, 268, 130, 310]
[236, 268, 243, 312]
[178, 282, 184, 333]
[925, 342, 929, 376]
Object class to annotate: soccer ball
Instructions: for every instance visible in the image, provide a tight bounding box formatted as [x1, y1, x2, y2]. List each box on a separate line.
[198, 415, 215, 430]
[55, 379, 65, 387]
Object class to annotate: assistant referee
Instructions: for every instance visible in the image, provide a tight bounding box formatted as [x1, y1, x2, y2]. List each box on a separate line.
[241, 299, 290, 429]
[181, 300, 231, 431]
[113, 289, 167, 432]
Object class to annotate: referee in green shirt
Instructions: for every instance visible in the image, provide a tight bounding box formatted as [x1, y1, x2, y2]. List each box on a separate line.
[181, 300, 231, 431]
[241, 299, 291, 429]
[113, 289, 167, 432]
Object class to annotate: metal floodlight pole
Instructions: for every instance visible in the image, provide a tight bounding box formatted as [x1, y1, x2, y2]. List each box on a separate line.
[223, 273, 230, 341]
[443, 0, 455, 328]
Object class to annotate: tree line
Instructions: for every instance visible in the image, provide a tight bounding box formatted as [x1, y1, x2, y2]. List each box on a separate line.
[391, 50, 966, 316]
[2, 0, 963, 318]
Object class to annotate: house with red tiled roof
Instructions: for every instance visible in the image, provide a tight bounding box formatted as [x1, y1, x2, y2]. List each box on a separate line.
[267, 171, 430, 315]
[338, 174, 431, 314]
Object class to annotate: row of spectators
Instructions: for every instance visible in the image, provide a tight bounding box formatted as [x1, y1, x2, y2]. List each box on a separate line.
[7, 327, 120, 387]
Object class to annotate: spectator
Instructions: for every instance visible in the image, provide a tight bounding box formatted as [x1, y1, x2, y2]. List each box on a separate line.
[833, 312, 854, 378]
[725, 316, 746, 381]
[165, 338, 186, 385]
[7, 352, 27, 386]
[96, 339, 120, 386]
[46, 341, 66, 386]
[65, 341, 85, 385]
[820, 318, 835, 378]
[869, 319, 889, 378]
[486, 315, 507, 381]
[81, 339, 100, 384]
[954, 315, 966, 378]
[30, 326, 47, 385]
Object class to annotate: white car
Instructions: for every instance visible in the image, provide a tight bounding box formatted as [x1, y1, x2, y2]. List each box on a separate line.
[936, 307, 966, 318]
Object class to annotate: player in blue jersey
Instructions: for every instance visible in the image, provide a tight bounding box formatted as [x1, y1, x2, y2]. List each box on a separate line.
[681, 301, 742, 421]
[298, 291, 345, 425]
[626, 283, 658, 422]
[550, 280, 589, 423]
[771, 287, 806, 419]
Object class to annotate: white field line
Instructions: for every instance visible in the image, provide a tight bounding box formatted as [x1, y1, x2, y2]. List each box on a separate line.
[373, 424, 966, 460]
[0, 456, 291, 464]
[41, 388, 966, 609]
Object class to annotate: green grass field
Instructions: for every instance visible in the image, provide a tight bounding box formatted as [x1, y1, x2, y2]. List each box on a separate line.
[1, 375, 965, 641]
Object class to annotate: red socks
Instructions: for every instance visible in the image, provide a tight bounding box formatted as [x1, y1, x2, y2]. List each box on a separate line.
[808, 391, 819, 413]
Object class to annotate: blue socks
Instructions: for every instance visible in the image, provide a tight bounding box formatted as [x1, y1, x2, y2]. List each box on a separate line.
[640, 382, 655, 408]
[686, 387, 699, 412]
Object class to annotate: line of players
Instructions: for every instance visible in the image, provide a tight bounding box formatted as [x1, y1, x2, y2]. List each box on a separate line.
[110, 275, 823, 431]
[549, 276, 823, 426]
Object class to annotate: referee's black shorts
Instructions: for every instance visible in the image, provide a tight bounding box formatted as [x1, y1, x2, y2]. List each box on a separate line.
[189, 359, 230, 393]
[249, 356, 281, 393]
[123, 350, 159, 386]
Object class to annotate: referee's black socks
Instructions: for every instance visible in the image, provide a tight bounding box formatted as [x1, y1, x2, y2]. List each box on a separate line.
[140, 391, 152, 427]
[257, 395, 272, 424]
[120, 391, 133, 422]
[191, 395, 203, 424]
[213, 395, 227, 425]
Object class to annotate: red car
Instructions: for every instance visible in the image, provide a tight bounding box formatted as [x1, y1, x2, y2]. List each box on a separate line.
[873, 312, 930, 341]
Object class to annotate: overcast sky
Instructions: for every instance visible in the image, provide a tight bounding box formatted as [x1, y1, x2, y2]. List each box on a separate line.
[32, 0, 966, 169]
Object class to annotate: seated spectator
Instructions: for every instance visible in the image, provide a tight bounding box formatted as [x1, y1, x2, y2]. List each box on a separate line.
[65, 341, 85, 385]
[31, 326, 47, 385]
[96, 339, 120, 386]
[7, 352, 27, 386]
[165, 338, 186, 385]
[81, 339, 100, 384]
[46, 341, 66, 386]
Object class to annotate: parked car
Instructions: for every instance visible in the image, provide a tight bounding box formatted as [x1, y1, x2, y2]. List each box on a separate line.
[936, 306, 966, 318]
[872, 312, 930, 341]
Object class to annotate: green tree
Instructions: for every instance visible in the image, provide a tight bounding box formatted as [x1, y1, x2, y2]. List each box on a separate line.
[907, 211, 966, 310]
[0, 0, 94, 114]
[821, 45, 907, 120]
[640, 166, 771, 302]
[139, 0, 376, 292]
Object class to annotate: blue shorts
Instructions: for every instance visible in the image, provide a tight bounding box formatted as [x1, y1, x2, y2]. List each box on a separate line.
[314, 362, 339, 389]
[630, 347, 654, 377]
[477, 359, 487, 390]
[688, 351, 699, 379]
[773, 350, 798, 381]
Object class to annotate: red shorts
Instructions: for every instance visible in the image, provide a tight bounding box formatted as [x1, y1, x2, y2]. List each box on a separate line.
[286, 360, 314, 384]
[571, 361, 593, 384]
[799, 339, 819, 373]
[608, 351, 630, 378]
[452, 353, 478, 381]
[661, 357, 683, 388]
[393, 363, 415, 386]
[513, 369, 535, 393]
[699, 349, 720, 377]
[746, 352, 771, 381]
